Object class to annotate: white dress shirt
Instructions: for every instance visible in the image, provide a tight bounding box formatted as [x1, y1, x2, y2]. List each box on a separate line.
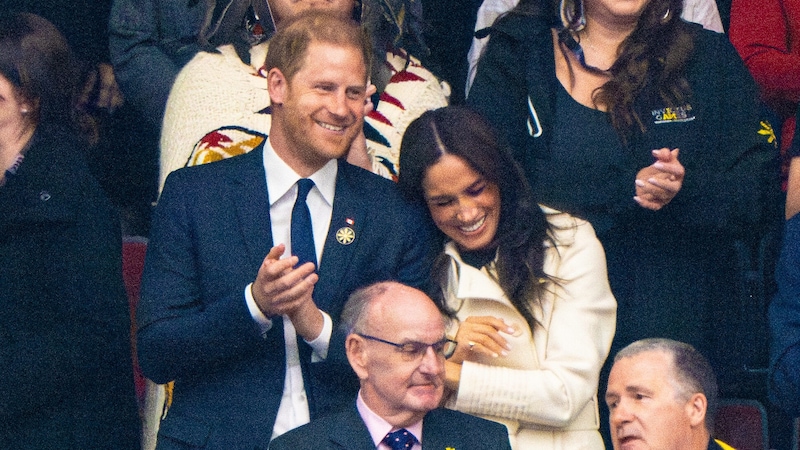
[244, 139, 336, 438]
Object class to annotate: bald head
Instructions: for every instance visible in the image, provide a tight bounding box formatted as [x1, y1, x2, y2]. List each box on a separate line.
[341, 282, 446, 335]
[342, 282, 448, 426]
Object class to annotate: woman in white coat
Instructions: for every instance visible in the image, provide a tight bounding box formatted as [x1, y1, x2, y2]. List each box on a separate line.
[398, 106, 617, 449]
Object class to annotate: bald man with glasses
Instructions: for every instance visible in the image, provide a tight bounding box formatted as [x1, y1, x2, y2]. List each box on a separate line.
[269, 281, 512, 450]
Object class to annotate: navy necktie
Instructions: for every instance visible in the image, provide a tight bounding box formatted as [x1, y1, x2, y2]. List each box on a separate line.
[291, 178, 317, 268]
[382, 428, 417, 450]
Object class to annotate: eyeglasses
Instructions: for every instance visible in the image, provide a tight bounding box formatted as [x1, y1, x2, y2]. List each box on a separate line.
[356, 333, 458, 361]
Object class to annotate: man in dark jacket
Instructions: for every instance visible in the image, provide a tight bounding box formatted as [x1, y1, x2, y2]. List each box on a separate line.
[270, 282, 512, 450]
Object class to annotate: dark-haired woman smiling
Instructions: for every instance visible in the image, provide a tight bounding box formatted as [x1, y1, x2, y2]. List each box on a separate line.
[468, 0, 780, 394]
[399, 106, 616, 449]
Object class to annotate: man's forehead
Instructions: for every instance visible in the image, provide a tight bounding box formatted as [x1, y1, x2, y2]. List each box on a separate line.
[299, 41, 366, 75]
[611, 351, 676, 386]
[622, 350, 674, 369]
[369, 286, 417, 320]
[369, 288, 443, 334]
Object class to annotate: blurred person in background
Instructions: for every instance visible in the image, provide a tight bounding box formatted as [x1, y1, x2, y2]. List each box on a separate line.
[465, 0, 724, 95]
[6, 0, 156, 236]
[0, 12, 140, 449]
[729, 0, 800, 218]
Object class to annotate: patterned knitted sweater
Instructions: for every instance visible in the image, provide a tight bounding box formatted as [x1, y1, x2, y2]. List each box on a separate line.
[159, 42, 449, 190]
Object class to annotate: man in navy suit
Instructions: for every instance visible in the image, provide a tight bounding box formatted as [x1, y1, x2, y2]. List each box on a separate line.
[269, 281, 513, 450]
[137, 13, 435, 450]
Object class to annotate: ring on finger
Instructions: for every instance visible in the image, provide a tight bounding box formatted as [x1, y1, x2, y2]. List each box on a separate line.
[468, 341, 475, 351]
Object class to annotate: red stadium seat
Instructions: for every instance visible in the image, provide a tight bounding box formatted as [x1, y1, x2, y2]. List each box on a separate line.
[122, 236, 148, 411]
[714, 398, 769, 450]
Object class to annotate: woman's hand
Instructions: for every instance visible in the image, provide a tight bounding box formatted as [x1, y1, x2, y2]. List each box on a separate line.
[78, 63, 124, 114]
[634, 148, 684, 210]
[363, 83, 377, 116]
[344, 83, 377, 171]
[448, 316, 519, 365]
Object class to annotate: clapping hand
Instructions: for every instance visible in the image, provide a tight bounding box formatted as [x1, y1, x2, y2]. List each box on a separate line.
[634, 148, 685, 211]
[252, 244, 322, 340]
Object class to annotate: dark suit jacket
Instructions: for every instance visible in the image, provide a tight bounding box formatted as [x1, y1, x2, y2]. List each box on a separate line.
[0, 124, 140, 448]
[268, 405, 512, 450]
[138, 146, 436, 449]
[770, 213, 800, 416]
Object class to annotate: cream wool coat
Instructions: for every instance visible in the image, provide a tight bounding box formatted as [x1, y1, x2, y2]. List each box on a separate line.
[443, 208, 616, 450]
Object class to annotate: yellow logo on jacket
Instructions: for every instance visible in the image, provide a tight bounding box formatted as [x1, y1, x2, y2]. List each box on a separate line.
[758, 120, 778, 147]
[651, 104, 695, 124]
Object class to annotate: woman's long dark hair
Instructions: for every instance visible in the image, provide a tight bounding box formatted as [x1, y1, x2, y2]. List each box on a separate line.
[594, 0, 695, 137]
[513, 0, 695, 139]
[398, 106, 552, 331]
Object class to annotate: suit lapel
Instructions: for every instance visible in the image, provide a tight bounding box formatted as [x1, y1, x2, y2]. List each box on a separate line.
[422, 409, 456, 450]
[326, 406, 376, 450]
[231, 146, 274, 269]
[315, 161, 364, 313]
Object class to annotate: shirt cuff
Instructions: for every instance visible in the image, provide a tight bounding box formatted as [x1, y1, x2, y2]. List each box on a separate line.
[245, 282, 273, 335]
[306, 311, 332, 362]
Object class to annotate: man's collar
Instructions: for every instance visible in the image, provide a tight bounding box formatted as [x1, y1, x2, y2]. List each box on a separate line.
[263, 138, 337, 206]
[356, 391, 423, 448]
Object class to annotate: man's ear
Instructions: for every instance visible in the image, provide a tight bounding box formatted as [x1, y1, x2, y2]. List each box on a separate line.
[267, 68, 288, 105]
[346, 334, 369, 380]
[685, 393, 708, 427]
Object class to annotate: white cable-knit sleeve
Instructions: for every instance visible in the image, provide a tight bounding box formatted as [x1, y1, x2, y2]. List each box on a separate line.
[159, 46, 271, 191]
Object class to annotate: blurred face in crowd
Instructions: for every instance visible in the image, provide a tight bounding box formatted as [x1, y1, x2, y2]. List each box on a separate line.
[267, 0, 354, 25]
[606, 350, 708, 450]
[583, 0, 652, 28]
[0, 74, 30, 136]
[0, 73, 35, 181]
[347, 284, 446, 427]
[268, 40, 367, 176]
[422, 154, 501, 252]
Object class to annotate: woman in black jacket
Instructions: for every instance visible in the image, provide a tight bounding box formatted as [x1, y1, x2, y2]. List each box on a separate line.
[468, 0, 780, 407]
[0, 12, 140, 448]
